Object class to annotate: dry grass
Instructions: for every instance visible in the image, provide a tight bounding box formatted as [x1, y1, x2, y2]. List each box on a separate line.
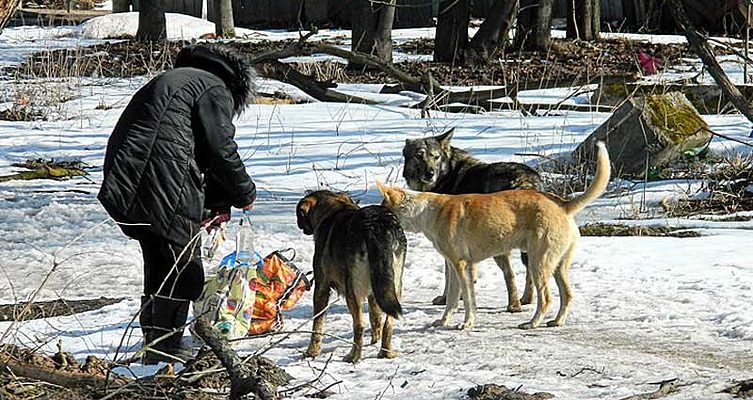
[255, 93, 297, 105]
[663, 152, 753, 217]
[579, 223, 700, 238]
[293, 60, 348, 83]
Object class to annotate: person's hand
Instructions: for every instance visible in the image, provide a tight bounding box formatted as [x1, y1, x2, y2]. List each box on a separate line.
[202, 210, 231, 232]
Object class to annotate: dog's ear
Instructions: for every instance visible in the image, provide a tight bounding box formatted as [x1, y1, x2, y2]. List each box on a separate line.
[376, 181, 391, 204]
[335, 191, 356, 205]
[402, 139, 414, 156]
[296, 198, 315, 235]
[436, 128, 454, 153]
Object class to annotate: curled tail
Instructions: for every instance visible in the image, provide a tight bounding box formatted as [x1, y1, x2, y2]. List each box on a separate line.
[365, 210, 406, 319]
[564, 141, 611, 215]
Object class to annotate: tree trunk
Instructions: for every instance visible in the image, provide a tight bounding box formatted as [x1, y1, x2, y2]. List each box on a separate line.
[591, 0, 600, 39]
[215, 0, 235, 38]
[567, 0, 600, 40]
[567, 0, 595, 39]
[464, 0, 517, 63]
[434, 0, 470, 62]
[513, 0, 553, 51]
[136, 0, 167, 42]
[112, 0, 131, 12]
[351, 0, 395, 67]
[668, 0, 753, 124]
[0, 0, 21, 34]
[374, 0, 396, 61]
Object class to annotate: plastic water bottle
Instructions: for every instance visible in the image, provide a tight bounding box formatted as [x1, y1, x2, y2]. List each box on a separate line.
[235, 214, 261, 268]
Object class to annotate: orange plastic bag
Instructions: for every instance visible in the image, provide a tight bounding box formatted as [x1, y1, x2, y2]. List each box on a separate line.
[248, 249, 311, 336]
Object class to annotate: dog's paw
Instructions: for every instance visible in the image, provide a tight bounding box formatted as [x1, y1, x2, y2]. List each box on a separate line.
[370, 335, 381, 345]
[432, 318, 449, 327]
[456, 321, 474, 330]
[520, 293, 533, 306]
[546, 320, 563, 328]
[517, 322, 538, 330]
[303, 347, 321, 359]
[431, 295, 447, 306]
[342, 351, 361, 363]
[506, 303, 523, 313]
[377, 349, 397, 359]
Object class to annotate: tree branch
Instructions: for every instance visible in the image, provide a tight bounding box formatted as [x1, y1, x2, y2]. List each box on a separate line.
[193, 317, 278, 400]
[668, 0, 753, 124]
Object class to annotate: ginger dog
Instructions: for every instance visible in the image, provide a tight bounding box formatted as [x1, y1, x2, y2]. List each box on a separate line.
[379, 142, 610, 329]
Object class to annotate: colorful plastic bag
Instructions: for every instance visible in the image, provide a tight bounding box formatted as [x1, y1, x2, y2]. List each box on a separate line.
[193, 250, 262, 340]
[194, 248, 310, 339]
[248, 249, 310, 335]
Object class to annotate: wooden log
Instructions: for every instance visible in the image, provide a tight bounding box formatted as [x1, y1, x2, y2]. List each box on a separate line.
[193, 317, 279, 400]
[0, 0, 20, 33]
[590, 82, 753, 114]
[255, 61, 376, 104]
[574, 92, 713, 176]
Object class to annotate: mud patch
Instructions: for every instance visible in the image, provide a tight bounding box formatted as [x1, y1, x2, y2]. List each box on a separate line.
[0, 297, 125, 322]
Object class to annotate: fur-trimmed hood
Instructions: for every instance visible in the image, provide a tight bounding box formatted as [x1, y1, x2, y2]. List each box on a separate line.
[174, 44, 256, 113]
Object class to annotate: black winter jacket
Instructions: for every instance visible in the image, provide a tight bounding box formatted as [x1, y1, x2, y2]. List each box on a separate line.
[98, 44, 257, 245]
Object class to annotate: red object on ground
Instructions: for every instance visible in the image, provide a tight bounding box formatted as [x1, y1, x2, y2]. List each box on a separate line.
[638, 50, 662, 75]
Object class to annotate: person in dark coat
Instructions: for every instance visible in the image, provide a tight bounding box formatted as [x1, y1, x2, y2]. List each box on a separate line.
[98, 43, 257, 364]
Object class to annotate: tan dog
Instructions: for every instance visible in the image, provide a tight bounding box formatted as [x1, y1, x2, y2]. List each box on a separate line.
[378, 142, 610, 330]
[297, 190, 406, 362]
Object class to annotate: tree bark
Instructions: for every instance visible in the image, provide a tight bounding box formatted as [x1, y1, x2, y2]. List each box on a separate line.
[567, 0, 600, 40]
[0, 0, 21, 34]
[136, 0, 167, 42]
[434, 0, 470, 63]
[464, 0, 517, 64]
[513, 0, 553, 51]
[215, 0, 235, 38]
[668, 0, 753, 124]
[351, 0, 395, 67]
[194, 317, 278, 400]
[592, 0, 600, 39]
[112, 0, 131, 12]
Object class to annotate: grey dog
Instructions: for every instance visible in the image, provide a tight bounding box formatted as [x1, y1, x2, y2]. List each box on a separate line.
[402, 128, 542, 309]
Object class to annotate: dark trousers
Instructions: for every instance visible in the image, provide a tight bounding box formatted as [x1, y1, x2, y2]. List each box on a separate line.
[134, 229, 204, 301]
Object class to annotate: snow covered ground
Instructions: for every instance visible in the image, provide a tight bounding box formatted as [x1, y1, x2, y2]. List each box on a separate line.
[1, 13, 752, 400]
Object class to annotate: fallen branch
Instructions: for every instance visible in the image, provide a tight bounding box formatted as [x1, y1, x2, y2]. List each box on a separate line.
[0, 347, 128, 389]
[0, 0, 20, 34]
[250, 32, 638, 114]
[619, 379, 678, 400]
[256, 61, 376, 104]
[193, 317, 279, 400]
[669, 0, 753, 124]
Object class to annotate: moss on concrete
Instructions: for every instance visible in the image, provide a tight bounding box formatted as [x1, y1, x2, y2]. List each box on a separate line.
[644, 92, 709, 144]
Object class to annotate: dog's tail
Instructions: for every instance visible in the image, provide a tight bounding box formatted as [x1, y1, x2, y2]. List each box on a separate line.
[564, 141, 611, 216]
[365, 210, 405, 319]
